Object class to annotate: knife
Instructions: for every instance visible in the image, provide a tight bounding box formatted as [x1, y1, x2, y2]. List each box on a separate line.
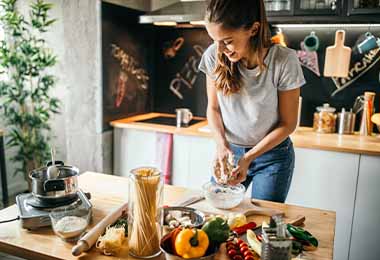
[173, 195, 206, 207]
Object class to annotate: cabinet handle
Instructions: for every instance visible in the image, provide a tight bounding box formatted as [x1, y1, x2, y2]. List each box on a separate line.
[331, 0, 336, 10]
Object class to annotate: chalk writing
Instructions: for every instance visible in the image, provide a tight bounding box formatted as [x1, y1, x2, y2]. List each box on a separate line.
[169, 45, 205, 100]
[111, 44, 149, 90]
[331, 47, 380, 97]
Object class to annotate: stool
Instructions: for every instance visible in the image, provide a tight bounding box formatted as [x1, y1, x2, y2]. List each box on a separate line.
[0, 129, 8, 207]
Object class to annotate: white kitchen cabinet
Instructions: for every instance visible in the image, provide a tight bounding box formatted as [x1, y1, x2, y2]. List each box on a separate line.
[172, 135, 216, 188]
[114, 128, 216, 186]
[349, 155, 380, 260]
[113, 128, 158, 177]
[286, 148, 360, 260]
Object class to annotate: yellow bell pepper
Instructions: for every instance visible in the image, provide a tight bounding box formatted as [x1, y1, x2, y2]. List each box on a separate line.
[174, 228, 209, 258]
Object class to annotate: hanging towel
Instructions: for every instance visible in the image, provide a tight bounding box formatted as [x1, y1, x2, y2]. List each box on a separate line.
[155, 132, 173, 184]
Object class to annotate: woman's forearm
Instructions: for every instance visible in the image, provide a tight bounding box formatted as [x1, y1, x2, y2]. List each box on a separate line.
[207, 106, 228, 147]
[245, 122, 296, 162]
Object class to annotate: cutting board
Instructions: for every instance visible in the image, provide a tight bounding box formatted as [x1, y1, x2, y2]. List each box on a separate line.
[324, 30, 351, 78]
[191, 197, 284, 218]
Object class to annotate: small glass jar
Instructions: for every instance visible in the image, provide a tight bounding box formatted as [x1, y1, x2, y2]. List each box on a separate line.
[128, 167, 163, 258]
[313, 103, 337, 133]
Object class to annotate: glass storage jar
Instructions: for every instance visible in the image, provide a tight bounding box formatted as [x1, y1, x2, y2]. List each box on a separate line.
[128, 167, 163, 258]
[313, 103, 337, 133]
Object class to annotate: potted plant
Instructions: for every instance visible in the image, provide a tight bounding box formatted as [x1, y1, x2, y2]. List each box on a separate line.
[0, 0, 60, 188]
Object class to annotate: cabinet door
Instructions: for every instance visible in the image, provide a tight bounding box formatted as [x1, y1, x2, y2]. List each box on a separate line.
[347, 0, 380, 15]
[265, 0, 294, 16]
[294, 0, 341, 15]
[286, 148, 359, 260]
[349, 155, 380, 260]
[113, 128, 157, 177]
[172, 135, 216, 189]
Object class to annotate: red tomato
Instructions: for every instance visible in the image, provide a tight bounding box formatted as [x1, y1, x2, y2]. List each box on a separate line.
[236, 239, 244, 246]
[240, 246, 249, 253]
[228, 249, 238, 257]
[243, 250, 253, 257]
[244, 256, 254, 260]
[239, 242, 247, 247]
[233, 255, 243, 260]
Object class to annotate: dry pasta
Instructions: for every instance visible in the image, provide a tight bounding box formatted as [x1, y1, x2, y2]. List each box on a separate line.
[128, 167, 162, 257]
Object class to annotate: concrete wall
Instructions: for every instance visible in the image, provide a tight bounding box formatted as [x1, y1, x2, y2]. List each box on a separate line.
[0, 0, 112, 203]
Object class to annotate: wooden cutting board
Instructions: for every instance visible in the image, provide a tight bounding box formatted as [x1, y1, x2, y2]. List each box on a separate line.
[191, 197, 284, 218]
[324, 30, 351, 78]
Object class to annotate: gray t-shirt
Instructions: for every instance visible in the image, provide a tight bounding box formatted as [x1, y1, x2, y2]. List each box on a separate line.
[198, 43, 306, 147]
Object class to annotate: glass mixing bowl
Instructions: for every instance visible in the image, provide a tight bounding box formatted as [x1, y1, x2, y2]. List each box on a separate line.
[202, 181, 246, 209]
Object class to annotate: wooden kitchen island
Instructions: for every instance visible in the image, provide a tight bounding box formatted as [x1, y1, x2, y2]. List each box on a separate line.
[0, 172, 335, 260]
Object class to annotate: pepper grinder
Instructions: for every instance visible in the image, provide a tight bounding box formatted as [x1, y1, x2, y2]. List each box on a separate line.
[359, 92, 376, 136]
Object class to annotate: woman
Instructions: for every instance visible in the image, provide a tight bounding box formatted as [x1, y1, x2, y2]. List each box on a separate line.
[198, 0, 305, 203]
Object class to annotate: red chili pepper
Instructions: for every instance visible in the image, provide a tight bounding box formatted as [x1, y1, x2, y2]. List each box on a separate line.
[232, 222, 257, 235]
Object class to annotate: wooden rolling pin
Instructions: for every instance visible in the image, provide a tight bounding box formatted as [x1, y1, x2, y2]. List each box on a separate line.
[72, 202, 128, 256]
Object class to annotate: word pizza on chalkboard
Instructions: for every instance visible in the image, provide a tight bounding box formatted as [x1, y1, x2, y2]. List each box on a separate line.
[331, 47, 380, 97]
[169, 45, 204, 100]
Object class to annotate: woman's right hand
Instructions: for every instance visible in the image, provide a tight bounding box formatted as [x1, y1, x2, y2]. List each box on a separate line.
[214, 141, 233, 183]
[216, 142, 232, 163]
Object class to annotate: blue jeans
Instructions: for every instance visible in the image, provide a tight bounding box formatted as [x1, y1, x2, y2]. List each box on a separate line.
[230, 137, 295, 203]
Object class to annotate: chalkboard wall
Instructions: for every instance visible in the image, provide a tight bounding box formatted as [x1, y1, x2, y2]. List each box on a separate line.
[102, 3, 380, 131]
[152, 26, 380, 129]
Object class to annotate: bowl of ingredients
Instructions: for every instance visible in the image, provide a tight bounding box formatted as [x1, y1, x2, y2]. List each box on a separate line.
[50, 202, 91, 242]
[163, 206, 205, 234]
[202, 182, 245, 209]
[160, 230, 218, 260]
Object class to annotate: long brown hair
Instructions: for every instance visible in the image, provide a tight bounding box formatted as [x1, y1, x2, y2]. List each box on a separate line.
[206, 0, 272, 95]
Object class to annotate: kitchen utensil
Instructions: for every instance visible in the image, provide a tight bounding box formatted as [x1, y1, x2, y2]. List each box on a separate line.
[337, 108, 356, 134]
[359, 91, 376, 136]
[72, 201, 128, 256]
[176, 108, 193, 127]
[29, 161, 79, 202]
[47, 147, 60, 179]
[16, 189, 92, 230]
[304, 31, 319, 52]
[353, 95, 365, 114]
[173, 195, 205, 207]
[261, 215, 292, 260]
[252, 215, 306, 236]
[313, 103, 337, 133]
[191, 196, 285, 218]
[357, 32, 380, 54]
[324, 30, 351, 78]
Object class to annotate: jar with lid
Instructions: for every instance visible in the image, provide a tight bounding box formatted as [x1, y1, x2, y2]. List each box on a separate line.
[128, 167, 163, 258]
[313, 103, 337, 133]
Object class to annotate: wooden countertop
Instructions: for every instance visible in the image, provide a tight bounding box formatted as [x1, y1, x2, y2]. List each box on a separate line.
[111, 113, 380, 156]
[0, 172, 336, 260]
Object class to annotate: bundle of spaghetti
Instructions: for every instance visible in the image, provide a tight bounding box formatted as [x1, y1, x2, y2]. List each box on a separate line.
[128, 168, 161, 257]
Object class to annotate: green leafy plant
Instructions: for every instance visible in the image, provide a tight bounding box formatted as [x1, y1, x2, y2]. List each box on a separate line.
[0, 0, 59, 184]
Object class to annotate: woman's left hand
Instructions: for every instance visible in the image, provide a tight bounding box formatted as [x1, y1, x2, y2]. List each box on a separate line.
[228, 154, 253, 186]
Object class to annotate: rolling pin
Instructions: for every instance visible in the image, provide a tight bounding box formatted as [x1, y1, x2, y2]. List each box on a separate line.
[72, 202, 128, 256]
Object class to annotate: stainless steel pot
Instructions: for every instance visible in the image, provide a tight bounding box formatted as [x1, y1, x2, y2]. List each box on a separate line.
[29, 161, 79, 202]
